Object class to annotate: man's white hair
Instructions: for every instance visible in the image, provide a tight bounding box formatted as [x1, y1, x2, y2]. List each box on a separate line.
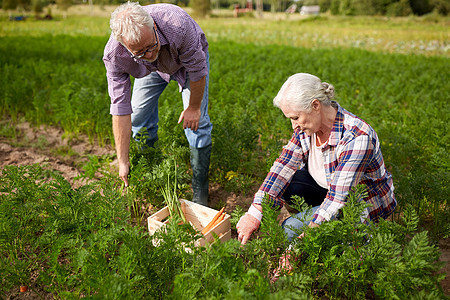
[110, 1, 154, 45]
[273, 73, 335, 112]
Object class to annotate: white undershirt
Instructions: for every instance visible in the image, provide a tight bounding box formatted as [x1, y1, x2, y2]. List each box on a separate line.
[308, 133, 328, 189]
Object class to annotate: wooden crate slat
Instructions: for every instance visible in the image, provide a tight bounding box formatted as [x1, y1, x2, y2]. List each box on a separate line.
[150, 206, 170, 222]
[147, 199, 231, 247]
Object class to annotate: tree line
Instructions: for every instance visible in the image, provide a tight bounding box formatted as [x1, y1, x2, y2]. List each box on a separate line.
[2, 0, 448, 22]
[305, 0, 448, 16]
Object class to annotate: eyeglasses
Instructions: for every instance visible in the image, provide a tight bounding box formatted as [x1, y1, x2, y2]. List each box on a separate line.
[131, 27, 158, 59]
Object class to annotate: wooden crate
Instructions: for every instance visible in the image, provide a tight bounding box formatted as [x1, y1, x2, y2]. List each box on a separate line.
[147, 199, 231, 247]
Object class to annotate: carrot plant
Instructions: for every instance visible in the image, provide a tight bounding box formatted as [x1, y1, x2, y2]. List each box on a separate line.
[0, 165, 129, 296]
[168, 186, 446, 298]
[1, 31, 448, 239]
[0, 165, 446, 298]
[160, 162, 187, 224]
[270, 185, 445, 298]
[126, 138, 191, 210]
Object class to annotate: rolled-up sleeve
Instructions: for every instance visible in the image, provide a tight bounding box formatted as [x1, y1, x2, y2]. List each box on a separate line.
[105, 64, 133, 116]
[177, 21, 208, 82]
[253, 130, 305, 207]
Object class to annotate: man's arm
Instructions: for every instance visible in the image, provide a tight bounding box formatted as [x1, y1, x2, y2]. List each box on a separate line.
[112, 114, 132, 187]
[178, 76, 205, 131]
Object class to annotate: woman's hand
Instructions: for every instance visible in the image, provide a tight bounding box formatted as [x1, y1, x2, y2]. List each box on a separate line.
[271, 250, 297, 283]
[272, 223, 319, 282]
[237, 204, 263, 244]
[236, 213, 261, 244]
[296, 221, 319, 239]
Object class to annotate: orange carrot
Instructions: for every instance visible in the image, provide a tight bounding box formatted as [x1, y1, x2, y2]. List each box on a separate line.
[212, 213, 225, 228]
[202, 212, 225, 235]
[201, 207, 225, 234]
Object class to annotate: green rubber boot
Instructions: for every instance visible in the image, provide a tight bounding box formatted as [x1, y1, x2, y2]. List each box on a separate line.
[190, 144, 212, 207]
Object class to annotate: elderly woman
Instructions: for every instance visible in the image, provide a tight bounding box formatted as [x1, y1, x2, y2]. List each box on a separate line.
[237, 73, 396, 244]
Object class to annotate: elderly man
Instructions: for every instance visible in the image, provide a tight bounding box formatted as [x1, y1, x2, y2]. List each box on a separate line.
[103, 2, 212, 206]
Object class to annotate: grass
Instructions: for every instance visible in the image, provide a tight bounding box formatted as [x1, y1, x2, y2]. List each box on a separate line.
[200, 14, 449, 56]
[1, 5, 448, 56]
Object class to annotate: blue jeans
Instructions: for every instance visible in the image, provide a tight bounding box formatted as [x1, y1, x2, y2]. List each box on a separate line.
[281, 167, 328, 241]
[131, 52, 212, 149]
[282, 205, 321, 241]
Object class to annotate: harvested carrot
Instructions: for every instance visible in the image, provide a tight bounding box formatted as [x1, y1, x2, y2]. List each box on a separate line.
[203, 212, 226, 235]
[201, 207, 225, 234]
[212, 213, 225, 228]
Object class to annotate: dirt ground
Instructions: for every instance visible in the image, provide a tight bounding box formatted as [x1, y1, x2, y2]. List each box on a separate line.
[1, 122, 448, 297]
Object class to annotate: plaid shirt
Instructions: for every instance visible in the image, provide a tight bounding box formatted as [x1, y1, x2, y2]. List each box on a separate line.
[254, 102, 396, 224]
[103, 4, 209, 116]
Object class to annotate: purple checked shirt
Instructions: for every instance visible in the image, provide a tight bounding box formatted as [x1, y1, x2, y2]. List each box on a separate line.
[103, 4, 209, 116]
[254, 102, 396, 224]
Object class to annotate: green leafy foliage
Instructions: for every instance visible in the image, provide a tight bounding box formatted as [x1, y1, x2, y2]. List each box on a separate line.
[0, 165, 129, 296]
[0, 31, 448, 238]
[0, 166, 446, 298]
[160, 162, 187, 224]
[127, 139, 191, 211]
[276, 186, 446, 299]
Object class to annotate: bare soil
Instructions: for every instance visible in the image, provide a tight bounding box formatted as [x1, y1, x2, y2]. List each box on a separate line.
[0, 122, 448, 297]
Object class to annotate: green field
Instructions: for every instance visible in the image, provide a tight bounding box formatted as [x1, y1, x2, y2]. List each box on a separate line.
[0, 6, 449, 298]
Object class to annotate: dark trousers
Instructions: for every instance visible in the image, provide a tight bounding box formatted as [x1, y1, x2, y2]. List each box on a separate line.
[282, 167, 328, 207]
[281, 167, 328, 241]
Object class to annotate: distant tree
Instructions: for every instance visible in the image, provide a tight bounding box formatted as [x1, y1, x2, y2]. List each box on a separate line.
[387, 0, 412, 16]
[409, 0, 433, 15]
[17, 0, 31, 10]
[317, 0, 332, 12]
[430, 0, 449, 15]
[190, 0, 211, 17]
[373, 0, 395, 14]
[2, 0, 17, 10]
[32, 0, 43, 17]
[330, 0, 340, 14]
[56, 0, 72, 18]
[339, 0, 354, 15]
[269, 0, 277, 12]
[329, 0, 416, 16]
[351, 0, 396, 15]
[2, 0, 32, 10]
[351, 0, 378, 15]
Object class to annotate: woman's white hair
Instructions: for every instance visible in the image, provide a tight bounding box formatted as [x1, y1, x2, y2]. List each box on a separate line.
[110, 1, 154, 45]
[273, 73, 335, 112]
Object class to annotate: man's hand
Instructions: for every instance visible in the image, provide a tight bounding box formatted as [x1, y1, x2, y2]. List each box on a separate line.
[118, 160, 130, 187]
[178, 106, 201, 131]
[179, 76, 205, 131]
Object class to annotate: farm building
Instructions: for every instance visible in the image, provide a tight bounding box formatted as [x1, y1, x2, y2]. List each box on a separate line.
[300, 5, 320, 15]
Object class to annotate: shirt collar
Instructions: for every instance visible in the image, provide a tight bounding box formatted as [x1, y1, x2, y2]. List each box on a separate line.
[328, 101, 344, 147]
[155, 24, 168, 46]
